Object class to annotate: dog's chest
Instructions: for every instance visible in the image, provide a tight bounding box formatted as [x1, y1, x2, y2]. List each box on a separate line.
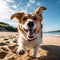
[24, 36, 42, 49]
[25, 39, 38, 48]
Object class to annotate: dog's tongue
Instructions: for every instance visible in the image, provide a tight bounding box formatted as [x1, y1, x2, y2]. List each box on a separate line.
[28, 29, 34, 36]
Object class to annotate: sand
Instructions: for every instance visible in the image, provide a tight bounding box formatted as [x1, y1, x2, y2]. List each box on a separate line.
[0, 32, 60, 60]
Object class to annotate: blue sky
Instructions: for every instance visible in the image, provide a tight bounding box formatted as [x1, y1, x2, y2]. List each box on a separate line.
[0, 0, 60, 32]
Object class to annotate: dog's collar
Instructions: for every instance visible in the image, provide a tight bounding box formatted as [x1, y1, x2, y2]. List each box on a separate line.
[28, 37, 37, 41]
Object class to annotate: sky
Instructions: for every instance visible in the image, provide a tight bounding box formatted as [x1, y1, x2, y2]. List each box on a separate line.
[0, 0, 60, 32]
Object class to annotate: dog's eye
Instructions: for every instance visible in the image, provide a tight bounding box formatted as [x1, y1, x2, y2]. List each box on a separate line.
[33, 17, 37, 21]
[23, 17, 27, 21]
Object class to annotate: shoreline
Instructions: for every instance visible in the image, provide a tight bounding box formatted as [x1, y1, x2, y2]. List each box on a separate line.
[43, 34, 60, 37]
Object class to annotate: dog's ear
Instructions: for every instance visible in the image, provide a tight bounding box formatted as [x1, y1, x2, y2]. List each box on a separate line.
[35, 6, 46, 15]
[10, 12, 24, 20]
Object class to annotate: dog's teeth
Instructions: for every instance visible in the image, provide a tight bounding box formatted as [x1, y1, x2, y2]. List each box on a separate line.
[28, 36, 34, 38]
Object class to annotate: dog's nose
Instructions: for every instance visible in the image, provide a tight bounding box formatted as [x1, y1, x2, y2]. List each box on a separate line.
[27, 21, 34, 27]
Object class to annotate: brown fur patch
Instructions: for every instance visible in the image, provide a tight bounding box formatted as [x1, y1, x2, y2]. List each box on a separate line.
[35, 24, 42, 34]
[18, 25, 26, 36]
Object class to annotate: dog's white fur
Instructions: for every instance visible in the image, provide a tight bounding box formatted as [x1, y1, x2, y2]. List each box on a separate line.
[10, 6, 46, 57]
[17, 29, 42, 57]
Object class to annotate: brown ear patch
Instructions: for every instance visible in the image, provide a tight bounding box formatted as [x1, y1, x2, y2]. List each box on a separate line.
[10, 12, 24, 20]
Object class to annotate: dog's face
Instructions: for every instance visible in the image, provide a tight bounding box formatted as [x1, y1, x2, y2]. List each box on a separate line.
[10, 6, 46, 41]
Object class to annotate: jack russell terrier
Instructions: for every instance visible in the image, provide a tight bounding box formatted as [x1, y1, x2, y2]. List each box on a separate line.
[10, 6, 46, 57]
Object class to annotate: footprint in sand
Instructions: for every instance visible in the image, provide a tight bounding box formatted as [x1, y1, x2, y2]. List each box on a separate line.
[0, 51, 7, 59]
[0, 42, 7, 46]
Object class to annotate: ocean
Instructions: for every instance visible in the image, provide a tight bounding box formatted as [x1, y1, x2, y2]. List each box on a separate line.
[43, 32, 60, 36]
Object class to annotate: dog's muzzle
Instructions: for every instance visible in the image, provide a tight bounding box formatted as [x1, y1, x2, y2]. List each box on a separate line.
[24, 28, 37, 40]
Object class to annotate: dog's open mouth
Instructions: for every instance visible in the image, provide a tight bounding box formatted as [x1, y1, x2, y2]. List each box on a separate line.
[24, 28, 36, 40]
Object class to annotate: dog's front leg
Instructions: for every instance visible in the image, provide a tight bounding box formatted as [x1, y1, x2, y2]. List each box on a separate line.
[33, 45, 39, 57]
[17, 37, 26, 55]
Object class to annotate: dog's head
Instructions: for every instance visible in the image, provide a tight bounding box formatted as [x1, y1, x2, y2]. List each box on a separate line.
[10, 6, 46, 41]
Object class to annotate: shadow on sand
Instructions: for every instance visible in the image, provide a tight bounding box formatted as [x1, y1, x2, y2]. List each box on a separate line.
[28, 45, 60, 60]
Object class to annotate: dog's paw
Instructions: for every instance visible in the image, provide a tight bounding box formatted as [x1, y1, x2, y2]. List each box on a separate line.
[17, 48, 25, 55]
[19, 49, 25, 55]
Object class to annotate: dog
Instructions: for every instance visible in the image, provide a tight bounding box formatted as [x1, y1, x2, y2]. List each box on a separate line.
[10, 6, 46, 57]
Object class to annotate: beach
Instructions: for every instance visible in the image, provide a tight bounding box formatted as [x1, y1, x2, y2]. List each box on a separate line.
[43, 34, 60, 46]
[0, 32, 60, 60]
